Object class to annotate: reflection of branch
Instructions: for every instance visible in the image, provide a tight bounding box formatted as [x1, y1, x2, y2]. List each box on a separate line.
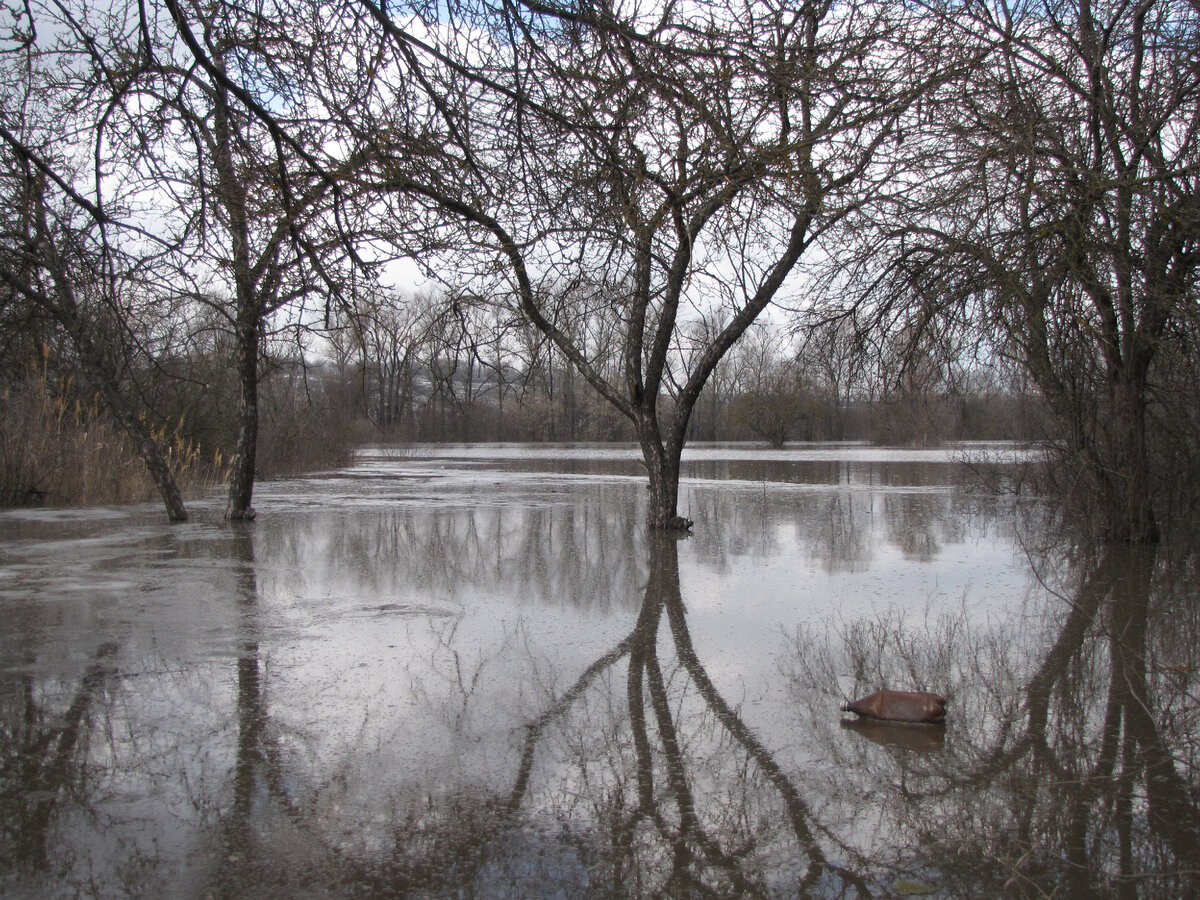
[628, 581, 659, 818]
[662, 595, 839, 891]
[505, 537, 871, 894]
[941, 545, 1199, 888]
[643, 625, 760, 896]
[954, 551, 1122, 789]
[506, 633, 636, 814]
[5, 641, 118, 869]
[1024, 553, 1121, 733]
[220, 528, 312, 868]
[650, 537, 872, 897]
[629, 538, 773, 893]
[1110, 550, 1200, 870]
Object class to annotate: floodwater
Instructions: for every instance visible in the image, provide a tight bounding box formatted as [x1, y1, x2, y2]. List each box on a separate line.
[1, 442, 1197, 898]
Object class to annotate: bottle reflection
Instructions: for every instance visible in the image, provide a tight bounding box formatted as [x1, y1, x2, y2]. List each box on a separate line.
[840, 719, 946, 754]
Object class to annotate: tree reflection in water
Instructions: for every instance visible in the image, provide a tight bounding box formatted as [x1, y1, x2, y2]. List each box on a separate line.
[787, 539, 1200, 898]
[503, 535, 868, 897]
[212, 525, 351, 897]
[0, 525, 859, 896]
[290, 535, 866, 896]
[0, 639, 118, 877]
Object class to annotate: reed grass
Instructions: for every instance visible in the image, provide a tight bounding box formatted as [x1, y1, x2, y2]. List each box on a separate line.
[0, 368, 225, 509]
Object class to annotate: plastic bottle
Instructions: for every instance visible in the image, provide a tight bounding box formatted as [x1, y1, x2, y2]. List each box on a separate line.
[840, 689, 946, 724]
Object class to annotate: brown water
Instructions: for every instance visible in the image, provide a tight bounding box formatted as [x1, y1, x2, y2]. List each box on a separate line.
[1, 442, 1196, 898]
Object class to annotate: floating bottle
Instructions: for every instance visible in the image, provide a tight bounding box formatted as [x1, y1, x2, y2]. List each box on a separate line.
[841, 689, 946, 724]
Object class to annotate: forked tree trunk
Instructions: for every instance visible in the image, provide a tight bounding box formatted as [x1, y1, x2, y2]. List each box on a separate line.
[645, 456, 683, 530]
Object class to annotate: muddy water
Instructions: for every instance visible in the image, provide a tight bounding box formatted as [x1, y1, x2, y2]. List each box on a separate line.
[1, 443, 1196, 898]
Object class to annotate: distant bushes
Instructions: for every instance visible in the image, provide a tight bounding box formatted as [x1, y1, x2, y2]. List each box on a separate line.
[254, 366, 363, 477]
[0, 345, 1049, 514]
[255, 405, 360, 476]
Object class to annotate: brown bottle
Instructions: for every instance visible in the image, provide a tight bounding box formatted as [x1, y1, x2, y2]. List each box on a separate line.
[841, 689, 946, 724]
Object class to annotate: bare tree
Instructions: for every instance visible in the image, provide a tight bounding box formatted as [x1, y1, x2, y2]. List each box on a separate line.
[11, 0, 952, 528]
[343, 288, 424, 436]
[0, 31, 191, 521]
[314, 0, 944, 528]
[796, 315, 871, 441]
[153, 0, 350, 519]
[875, 0, 1200, 542]
[725, 324, 814, 446]
[3, 0, 355, 520]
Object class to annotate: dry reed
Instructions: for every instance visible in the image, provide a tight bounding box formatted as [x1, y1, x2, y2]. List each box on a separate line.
[0, 368, 225, 509]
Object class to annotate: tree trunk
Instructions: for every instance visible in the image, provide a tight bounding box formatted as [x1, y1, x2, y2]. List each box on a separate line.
[1107, 377, 1158, 544]
[225, 310, 259, 521]
[211, 70, 260, 522]
[79, 340, 190, 523]
[638, 419, 690, 531]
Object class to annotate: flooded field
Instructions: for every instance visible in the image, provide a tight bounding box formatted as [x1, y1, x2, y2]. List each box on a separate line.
[1, 443, 1197, 898]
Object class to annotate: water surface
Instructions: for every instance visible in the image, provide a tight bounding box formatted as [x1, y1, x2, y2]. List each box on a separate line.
[2, 442, 1196, 897]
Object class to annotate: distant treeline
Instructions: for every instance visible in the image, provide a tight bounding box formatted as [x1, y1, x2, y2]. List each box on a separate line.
[1, 301, 1043, 509]
[327, 296, 1044, 447]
